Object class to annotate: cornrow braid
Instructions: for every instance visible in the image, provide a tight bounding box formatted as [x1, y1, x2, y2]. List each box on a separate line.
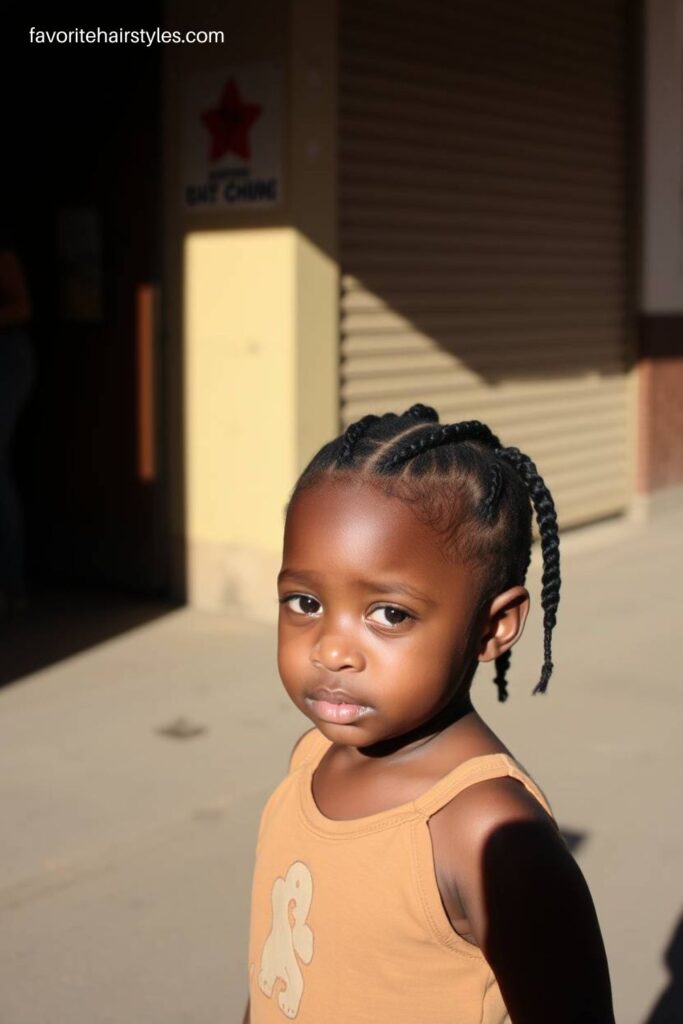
[403, 403, 439, 423]
[481, 463, 504, 526]
[496, 446, 561, 696]
[336, 414, 381, 467]
[491, 537, 534, 702]
[377, 420, 503, 472]
[336, 405, 438, 469]
[493, 650, 512, 703]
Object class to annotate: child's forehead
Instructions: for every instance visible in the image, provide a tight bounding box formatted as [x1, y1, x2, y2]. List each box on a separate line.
[287, 476, 411, 527]
[283, 476, 463, 570]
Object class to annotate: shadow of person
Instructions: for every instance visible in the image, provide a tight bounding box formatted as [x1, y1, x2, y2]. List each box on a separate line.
[645, 915, 683, 1024]
[481, 819, 615, 1023]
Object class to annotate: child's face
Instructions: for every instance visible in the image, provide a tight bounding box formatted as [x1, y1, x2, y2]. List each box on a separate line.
[277, 476, 490, 749]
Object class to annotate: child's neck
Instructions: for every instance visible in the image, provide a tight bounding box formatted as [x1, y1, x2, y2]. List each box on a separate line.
[355, 692, 475, 762]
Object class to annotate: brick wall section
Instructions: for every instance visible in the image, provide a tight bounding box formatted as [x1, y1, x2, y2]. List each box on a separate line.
[638, 315, 683, 491]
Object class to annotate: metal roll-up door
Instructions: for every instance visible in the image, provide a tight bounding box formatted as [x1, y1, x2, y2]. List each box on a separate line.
[339, 0, 632, 528]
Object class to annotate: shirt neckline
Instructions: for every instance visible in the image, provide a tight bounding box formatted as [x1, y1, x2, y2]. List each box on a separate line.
[298, 734, 514, 837]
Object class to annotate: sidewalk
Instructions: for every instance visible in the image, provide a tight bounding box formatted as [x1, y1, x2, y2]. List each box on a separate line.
[1, 498, 681, 1024]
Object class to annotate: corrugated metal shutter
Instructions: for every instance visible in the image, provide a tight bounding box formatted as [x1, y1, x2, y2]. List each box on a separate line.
[339, 0, 632, 528]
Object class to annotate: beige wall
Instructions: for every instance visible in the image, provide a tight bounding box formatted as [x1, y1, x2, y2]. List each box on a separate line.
[163, 0, 338, 618]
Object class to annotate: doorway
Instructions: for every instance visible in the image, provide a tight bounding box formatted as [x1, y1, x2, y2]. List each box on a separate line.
[5, 4, 170, 596]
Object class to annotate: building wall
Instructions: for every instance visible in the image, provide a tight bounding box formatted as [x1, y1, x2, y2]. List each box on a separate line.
[639, 0, 683, 495]
[162, 0, 682, 617]
[163, 0, 338, 618]
[638, 317, 683, 490]
[338, 0, 635, 531]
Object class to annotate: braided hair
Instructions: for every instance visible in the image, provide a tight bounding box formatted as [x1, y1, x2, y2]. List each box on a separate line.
[291, 404, 560, 702]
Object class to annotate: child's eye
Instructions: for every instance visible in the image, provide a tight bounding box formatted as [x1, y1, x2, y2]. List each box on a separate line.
[280, 594, 322, 616]
[367, 605, 413, 628]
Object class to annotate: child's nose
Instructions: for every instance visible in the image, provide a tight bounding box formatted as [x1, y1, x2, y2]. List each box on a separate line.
[310, 634, 366, 672]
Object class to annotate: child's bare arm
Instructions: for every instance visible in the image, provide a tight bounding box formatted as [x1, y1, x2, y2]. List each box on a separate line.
[435, 779, 615, 1024]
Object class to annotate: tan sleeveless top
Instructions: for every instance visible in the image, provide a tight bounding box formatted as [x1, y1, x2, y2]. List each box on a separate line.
[247, 728, 553, 1023]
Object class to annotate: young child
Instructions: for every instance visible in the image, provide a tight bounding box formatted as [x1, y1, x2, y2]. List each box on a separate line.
[245, 404, 615, 1023]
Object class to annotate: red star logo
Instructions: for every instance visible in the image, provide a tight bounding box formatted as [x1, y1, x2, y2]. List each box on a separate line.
[201, 78, 262, 162]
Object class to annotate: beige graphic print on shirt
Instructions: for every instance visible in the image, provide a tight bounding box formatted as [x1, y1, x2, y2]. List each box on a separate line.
[258, 861, 314, 1019]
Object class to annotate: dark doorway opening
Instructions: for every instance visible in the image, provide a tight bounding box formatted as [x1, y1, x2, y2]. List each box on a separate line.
[2, 4, 178, 683]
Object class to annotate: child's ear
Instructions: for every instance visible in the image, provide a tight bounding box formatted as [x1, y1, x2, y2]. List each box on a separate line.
[477, 586, 530, 663]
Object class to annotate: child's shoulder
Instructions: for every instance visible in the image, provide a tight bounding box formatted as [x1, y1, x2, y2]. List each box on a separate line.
[427, 731, 563, 939]
[429, 762, 556, 855]
[428, 722, 557, 860]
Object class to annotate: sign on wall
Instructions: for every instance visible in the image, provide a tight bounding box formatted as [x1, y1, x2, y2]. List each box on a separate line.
[182, 62, 283, 211]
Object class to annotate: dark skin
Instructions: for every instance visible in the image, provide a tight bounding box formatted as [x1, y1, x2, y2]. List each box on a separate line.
[244, 476, 614, 1024]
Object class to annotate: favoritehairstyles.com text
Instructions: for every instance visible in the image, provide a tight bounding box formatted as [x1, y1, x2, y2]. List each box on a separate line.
[28, 26, 224, 46]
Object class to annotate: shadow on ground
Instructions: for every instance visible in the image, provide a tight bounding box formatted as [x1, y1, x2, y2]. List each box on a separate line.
[0, 585, 179, 688]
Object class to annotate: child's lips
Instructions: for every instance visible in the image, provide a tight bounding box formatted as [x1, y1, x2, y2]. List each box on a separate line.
[305, 687, 371, 724]
[309, 686, 364, 705]
[306, 697, 371, 724]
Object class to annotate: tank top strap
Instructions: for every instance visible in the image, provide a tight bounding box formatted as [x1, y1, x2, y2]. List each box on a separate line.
[413, 752, 555, 820]
[288, 727, 331, 773]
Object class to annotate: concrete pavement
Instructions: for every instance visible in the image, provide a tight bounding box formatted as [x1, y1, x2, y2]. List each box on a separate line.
[1, 495, 681, 1023]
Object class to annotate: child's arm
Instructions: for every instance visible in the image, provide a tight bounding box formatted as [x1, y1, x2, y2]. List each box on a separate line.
[434, 779, 615, 1024]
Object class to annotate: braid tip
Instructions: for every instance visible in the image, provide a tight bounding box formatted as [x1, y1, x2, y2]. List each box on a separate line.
[494, 678, 509, 703]
[532, 661, 553, 696]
